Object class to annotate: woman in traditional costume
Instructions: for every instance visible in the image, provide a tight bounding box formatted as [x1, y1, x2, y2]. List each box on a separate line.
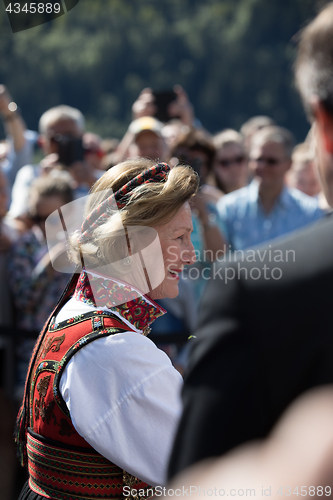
[16, 159, 199, 500]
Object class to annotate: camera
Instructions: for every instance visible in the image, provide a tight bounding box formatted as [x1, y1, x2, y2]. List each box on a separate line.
[52, 134, 85, 166]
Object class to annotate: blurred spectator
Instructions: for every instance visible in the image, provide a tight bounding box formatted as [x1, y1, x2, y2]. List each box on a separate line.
[100, 137, 119, 155]
[162, 119, 190, 149]
[0, 85, 37, 189]
[0, 167, 21, 327]
[240, 115, 276, 153]
[8, 172, 73, 332]
[171, 129, 214, 180]
[132, 85, 195, 128]
[115, 85, 207, 164]
[100, 137, 120, 170]
[287, 142, 321, 198]
[128, 116, 169, 160]
[9, 105, 95, 222]
[212, 129, 249, 194]
[83, 132, 105, 171]
[115, 116, 170, 163]
[217, 126, 324, 250]
[169, 128, 227, 302]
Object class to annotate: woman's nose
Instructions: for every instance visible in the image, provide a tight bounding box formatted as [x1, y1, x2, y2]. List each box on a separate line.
[182, 241, 196, 265]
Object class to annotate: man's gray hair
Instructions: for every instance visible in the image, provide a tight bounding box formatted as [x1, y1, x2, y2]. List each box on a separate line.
[39, 105, 85, 135]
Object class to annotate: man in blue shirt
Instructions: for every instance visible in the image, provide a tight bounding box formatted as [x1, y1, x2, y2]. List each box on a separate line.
[217, 125, 324, 250]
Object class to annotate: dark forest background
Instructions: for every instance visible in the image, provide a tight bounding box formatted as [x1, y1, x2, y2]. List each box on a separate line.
[0, 0, 328, 142]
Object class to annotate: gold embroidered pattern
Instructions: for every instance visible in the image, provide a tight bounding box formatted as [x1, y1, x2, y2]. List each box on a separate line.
[123, 471, 154, 500]
[34, 374, 75, 437]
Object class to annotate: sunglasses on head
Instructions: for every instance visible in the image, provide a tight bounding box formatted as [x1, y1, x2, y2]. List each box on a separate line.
[216, 156, 245, 168]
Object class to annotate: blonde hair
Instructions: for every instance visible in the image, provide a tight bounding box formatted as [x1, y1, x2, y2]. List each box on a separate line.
[68, 158, 198, 269]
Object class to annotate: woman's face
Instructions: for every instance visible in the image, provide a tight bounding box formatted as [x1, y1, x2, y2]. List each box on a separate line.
[213, 143, 248, 193]
[148, 202, 195, 300]
[34, 195, 66, 238]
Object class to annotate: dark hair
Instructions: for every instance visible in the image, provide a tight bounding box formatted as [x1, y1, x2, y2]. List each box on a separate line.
[171, 129, 216, 176]
[250, 126, 295, 159]
[28, 172, 74, 217]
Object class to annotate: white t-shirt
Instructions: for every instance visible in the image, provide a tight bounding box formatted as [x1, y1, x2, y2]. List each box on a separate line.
[56, 297, 183, 487]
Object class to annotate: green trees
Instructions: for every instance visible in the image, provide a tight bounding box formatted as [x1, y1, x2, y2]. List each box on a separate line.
[0, 0, 320, 140]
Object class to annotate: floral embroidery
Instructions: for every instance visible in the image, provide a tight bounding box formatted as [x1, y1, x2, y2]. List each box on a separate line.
[42, 333, 65, 359]
[35, 375, 54, 423]
[74, 270, 165, 332]
[34, 373, 75, 436]
[35, 333, 65, 367]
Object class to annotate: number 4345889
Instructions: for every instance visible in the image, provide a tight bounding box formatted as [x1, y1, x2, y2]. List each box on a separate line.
[277, 486, 331, 496]
[6, 3, 61, 14]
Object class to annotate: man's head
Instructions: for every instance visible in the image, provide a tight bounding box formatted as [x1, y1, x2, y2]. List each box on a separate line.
[38, 105, 85, 155]
[295, 2, 333, 206]
[127, 116, 169, 161]
[240, 115, 276, 153]
[249, 126, 295, 190]
[287, 142, 321, 197]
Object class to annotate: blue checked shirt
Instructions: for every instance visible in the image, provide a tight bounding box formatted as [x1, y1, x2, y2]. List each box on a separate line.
[216, 180, 325, 250]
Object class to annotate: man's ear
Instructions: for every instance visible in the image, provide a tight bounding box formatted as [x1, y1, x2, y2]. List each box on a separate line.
[311, 99, 333, 154]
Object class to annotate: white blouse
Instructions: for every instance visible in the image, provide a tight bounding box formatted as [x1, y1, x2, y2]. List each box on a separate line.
[56, 296, 183, 487]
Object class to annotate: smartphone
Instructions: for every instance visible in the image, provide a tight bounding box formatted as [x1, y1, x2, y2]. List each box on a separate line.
[153, 90, 178, 123]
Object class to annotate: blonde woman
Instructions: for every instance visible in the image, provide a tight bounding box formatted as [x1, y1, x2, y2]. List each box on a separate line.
[16, 159, 199, 500]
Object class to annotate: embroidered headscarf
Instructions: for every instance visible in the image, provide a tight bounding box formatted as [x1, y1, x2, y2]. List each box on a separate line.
[79, 162, 170, 244]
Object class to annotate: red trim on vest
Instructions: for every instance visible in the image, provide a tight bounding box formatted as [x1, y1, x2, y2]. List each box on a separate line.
[30, 312, 134, 446]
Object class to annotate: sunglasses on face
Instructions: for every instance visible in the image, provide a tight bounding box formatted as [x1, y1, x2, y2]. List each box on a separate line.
[216, 156, 245, 168]
[251, 157, 285, 166]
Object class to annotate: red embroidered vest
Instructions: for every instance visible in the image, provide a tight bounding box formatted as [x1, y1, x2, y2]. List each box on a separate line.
[22, 273, 154, 500]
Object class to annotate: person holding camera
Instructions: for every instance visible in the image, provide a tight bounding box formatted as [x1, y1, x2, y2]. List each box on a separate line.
[9, 105, 97, 225]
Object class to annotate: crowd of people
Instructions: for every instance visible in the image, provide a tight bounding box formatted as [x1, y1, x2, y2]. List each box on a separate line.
[2, 3, 333, 496]
[0, 84, 327, 383]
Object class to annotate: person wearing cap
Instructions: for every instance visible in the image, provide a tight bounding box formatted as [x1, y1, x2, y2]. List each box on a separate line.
[114, 116, 170, 164]
[16, 159, 198, 500]
[128, 116, 170, 161]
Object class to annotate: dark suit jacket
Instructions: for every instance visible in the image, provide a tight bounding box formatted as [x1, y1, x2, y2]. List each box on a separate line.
[168, 215, 333, 479]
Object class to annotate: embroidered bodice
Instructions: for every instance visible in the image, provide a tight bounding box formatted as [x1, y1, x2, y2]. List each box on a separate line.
[20, 270, 166, 500]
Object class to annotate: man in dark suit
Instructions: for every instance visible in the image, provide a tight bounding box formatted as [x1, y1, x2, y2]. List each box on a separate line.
[168, 2, 333, 479]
